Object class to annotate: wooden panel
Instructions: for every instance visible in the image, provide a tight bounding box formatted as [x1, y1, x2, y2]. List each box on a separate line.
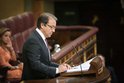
[21, 67, 110, 83]
[52, 26, 98, 66]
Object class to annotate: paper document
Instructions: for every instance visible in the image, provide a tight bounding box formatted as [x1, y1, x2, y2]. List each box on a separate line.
[66, 57, 95, 73]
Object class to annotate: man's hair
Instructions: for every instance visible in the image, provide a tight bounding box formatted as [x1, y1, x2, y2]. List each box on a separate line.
[37, 12, 58, 29]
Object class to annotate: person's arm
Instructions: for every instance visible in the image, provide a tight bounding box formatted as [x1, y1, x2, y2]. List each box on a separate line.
[0, 52, 18, 70]
[0, 53, 11, 66]
[6, 38, 17, 61]
[50, 61, 59, 67]
[8, 47, 17, 61]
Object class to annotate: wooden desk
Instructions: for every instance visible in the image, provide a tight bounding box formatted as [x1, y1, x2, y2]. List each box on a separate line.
[22, 67, 110, 83]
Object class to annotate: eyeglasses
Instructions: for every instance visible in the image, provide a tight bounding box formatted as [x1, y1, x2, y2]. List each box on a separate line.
[46, 24, 56, 30]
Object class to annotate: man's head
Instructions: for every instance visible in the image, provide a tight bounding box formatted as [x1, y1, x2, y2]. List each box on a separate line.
[37, 13, 58, 38]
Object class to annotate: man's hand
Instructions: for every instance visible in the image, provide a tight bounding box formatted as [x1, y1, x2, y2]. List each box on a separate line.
[58, 63, 71, 73]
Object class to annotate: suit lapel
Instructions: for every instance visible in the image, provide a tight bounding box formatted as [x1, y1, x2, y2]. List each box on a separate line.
[33, 30, 51, 60]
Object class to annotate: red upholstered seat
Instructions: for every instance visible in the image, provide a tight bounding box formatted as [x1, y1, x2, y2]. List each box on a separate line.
[11, 15, 24, 33]
[28, 12, 35, 27]
[22, 29, 30, 42]
[13, 33, 24, 53]
[1, 12, 35, 54]
[22, 27, 35, 42]
[28, 27, 35, 33]
[3, 18, 16, 35]
[11, 36, 19, 53]
[0, 20, 7, 27]
[20, 12, 31, 30]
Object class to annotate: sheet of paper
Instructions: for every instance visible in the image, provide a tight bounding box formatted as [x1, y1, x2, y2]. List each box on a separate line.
[66, 57, 95, 73]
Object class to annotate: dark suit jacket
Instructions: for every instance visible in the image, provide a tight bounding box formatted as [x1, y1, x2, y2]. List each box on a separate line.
[21, 30, 59, 80]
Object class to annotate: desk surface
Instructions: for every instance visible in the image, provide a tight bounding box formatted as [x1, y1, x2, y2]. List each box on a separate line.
[22, 67, 110, 83]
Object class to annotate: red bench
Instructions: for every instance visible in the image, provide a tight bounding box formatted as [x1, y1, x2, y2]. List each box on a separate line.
[0, 12, 36, 54]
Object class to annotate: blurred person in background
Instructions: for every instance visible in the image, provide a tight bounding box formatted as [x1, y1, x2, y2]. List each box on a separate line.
[0, 27, 23, 79]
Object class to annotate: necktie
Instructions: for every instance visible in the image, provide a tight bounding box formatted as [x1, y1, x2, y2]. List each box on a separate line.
[45, 39, 48, 46]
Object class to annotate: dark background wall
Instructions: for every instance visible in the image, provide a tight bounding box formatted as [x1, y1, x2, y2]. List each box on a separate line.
[55, 0, 124, 82]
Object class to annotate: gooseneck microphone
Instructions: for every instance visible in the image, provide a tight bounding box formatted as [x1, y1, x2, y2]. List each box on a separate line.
[72, 45, 84, 76]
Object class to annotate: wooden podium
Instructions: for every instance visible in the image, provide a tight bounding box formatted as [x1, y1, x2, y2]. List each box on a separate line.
[60, 56, 104, 77]
[21, 67, 110, 83]
[22, 56, 111, 83]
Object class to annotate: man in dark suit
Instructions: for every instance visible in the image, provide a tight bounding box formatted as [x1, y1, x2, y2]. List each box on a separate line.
[21, 13, 71, 80]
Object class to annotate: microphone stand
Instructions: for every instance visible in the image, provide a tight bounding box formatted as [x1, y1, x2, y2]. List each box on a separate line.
[72, 45, 84, 77]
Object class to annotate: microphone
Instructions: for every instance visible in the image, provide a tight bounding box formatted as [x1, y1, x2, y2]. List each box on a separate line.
[72, 45, 84, 76]
[54, 44, 61, 53]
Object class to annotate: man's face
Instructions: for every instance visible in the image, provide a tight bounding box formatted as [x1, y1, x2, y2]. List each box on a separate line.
[41, 18, 56, 38]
